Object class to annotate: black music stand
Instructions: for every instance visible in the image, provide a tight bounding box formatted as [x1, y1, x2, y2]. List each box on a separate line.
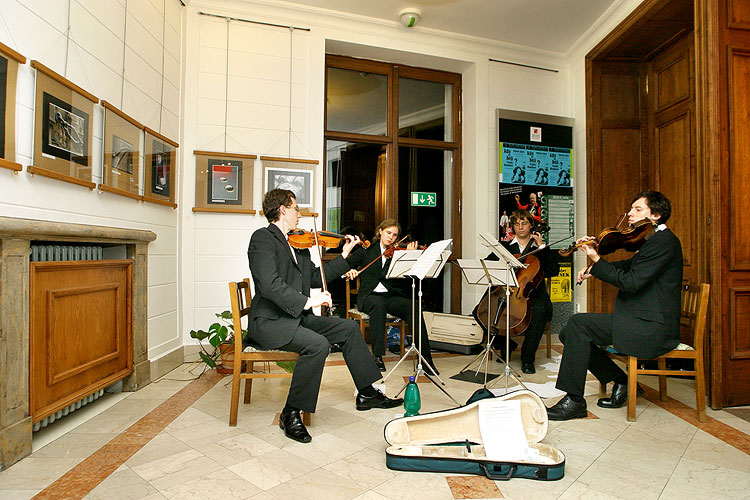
[477, 233, 528, 392]
[382, 240, 458, 405]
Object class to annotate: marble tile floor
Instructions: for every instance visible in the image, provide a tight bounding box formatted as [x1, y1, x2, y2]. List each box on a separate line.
[1, 347, 749, 500]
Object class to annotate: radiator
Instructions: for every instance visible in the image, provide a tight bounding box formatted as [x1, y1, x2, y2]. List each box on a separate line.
[30, 244, 103, 262]
[30, 243, 106, 432]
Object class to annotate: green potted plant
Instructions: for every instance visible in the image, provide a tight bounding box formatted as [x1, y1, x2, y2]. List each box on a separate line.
[189, 311, 243, 374]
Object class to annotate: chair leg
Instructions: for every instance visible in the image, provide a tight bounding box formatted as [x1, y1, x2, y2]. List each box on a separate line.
[599, 381, 608, 396]
[229, 361, 242, 427]
[244, 361, 253, 404]
[657, 358, 668, 401]
[695, 354, 707, 422]
[400, 321, 406, 357]
[627, 356, 638, 422]
[301, 411, 311, 426]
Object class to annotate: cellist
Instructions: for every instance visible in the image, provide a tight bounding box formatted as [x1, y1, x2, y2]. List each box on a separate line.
[486, 209, 559, 374]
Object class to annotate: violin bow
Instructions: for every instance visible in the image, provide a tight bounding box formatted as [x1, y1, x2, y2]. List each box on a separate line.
[310, 216, 328, 293]
[354, 234, 410, 276]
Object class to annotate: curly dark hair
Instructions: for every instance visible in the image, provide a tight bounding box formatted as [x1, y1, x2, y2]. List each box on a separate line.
[632, 190, 671, 224]
[262, 189, 296, 222]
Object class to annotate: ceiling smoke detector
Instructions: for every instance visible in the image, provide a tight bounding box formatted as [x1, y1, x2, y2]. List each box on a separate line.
[398, 8, 422, 28]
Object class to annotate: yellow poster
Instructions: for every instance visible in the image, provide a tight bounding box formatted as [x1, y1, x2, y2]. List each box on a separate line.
[551, 264, 571, 302]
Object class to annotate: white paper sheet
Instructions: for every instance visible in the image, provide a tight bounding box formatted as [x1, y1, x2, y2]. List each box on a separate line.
[478, 399, 531, 461]
[409, 239, 452, 280]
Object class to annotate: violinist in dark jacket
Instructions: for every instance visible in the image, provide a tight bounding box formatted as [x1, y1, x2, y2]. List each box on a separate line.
[483, 209, 559, 374]
[547, 190, 682, 421]
[346, 219, 438, 374]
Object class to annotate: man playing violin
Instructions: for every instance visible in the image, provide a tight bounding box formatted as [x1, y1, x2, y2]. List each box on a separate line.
[547, 190, 682, 420]
[246, 189, 403, 443]
[345, 219, 438, 374]
[485, 209, 559, 374]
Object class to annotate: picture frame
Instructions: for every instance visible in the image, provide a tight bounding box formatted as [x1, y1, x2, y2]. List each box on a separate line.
[143, 127, 178, 208]
[100, 101, 143, 200]
[261, 156, 318, 210]
[0, 42, 25, 173]
[29, 60, 97, 189]
[193, 150, 256, 214]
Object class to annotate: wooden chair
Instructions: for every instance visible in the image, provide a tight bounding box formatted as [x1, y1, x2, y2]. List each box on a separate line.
[228, 278, 310, 427]
[600, 283, 710, 422]
[345, 277, 407, 356]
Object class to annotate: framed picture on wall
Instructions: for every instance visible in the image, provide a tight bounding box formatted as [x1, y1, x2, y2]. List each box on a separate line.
[0, 42, 25, 173]
[143, 127, 178, 208]
[29, 60, 97, 189]
[193, 151, 255, 213]
[100, 101, 142, 200]
[261, 156, 318, 210]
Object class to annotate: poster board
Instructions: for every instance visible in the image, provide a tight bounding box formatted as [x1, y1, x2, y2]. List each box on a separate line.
[143, 127, 178, 208]
[29, 60, 97, 189]
[193, 150, 256, 214]
[100, 101, 142, 200]
[0, 42, 25, 173]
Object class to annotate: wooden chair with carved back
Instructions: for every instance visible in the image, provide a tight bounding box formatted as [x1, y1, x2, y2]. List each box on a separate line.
[228, 278, 310, 427]
[600, 283, 710, 422]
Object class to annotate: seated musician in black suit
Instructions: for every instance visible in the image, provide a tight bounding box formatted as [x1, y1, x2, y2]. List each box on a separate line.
[345, 219, 438, 375]
[246, 189, 403, 443]
[483, 209, 559, 374]
[547, 190, 683, 420]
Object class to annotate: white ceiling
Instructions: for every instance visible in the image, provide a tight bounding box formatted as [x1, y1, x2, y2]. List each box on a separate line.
[273, 0, 620, 53]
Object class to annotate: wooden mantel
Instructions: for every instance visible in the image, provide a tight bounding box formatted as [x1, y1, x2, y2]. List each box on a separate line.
[0, 216, 156, 470]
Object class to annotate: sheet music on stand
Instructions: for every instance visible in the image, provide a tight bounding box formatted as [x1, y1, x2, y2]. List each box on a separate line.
[478, 232, 525, 270]
[386, 245, 452, 281]
[456, 259, 519, 289]
[406, 239, 453, 280]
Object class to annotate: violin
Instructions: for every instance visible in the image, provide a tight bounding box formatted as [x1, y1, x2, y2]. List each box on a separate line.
[287, 229, 370, 249]
[382, 242, 428, 259]
[558, 218, 656, 257]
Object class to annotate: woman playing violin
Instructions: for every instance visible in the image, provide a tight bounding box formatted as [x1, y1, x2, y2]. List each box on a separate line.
[484, 209, 559, 374]
[345, 219, 438, 374]
[547, 191, 683, 421]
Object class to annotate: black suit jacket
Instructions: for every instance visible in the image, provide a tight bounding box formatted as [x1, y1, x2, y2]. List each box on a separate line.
[590, 227, 683, 358]
[347, 243, 408, 309]
[246, 224, 351, 349]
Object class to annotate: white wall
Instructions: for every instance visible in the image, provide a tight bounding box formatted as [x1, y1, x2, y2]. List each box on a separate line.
[2, 0, 648, 363]
[0, 0, 184, 360]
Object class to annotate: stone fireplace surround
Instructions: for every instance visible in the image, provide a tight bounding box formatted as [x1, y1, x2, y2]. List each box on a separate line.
[0, 216, 155, 469]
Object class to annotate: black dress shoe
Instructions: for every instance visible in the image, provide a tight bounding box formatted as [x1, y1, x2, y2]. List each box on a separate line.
[597, 382, 644, 409]
[547, 395, 588, 421]
[374, 355, 386, 372]
[279, 410, 312, 443]
[356, 389, 404, 411]
[521, 362, 536, 374]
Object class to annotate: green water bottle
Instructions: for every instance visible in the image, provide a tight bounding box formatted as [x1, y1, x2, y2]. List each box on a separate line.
[404, 376, 421, 416]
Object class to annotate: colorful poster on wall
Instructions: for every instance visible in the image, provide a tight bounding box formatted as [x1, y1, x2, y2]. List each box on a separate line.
[500, 142, 572, 187]
[550, 264, 572, 302]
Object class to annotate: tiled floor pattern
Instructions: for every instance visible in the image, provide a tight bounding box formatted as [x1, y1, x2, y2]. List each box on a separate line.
[0, 347, 748, 500]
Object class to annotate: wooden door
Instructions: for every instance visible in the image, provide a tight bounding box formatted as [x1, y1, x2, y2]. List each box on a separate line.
[30, 260, 132, 422]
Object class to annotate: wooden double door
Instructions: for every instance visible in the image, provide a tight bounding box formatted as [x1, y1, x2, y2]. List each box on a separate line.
[587, 0, 750, 407]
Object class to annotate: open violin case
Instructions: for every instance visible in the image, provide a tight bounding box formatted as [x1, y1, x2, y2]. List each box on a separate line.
[384, 390, 565, 481]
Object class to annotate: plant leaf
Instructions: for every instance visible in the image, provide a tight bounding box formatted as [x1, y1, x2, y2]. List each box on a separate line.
[190, 329, 209, 341]
[199, 351, 217, 368]
[276, 361, 296, 373]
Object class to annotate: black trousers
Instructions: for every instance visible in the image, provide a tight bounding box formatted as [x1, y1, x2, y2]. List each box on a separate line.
[491, 295, 551, 364]
[279, 314, 381, 413]
[555, 313, 627, 397]
[360, 292, 432, 361]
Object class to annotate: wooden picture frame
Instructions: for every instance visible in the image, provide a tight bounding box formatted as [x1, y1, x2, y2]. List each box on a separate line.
[29, 61, 97, 189]
[193, 150, 256, 214]
[100, 101, 143, 200]
[143, 127, 178, 208]
[0, 42, 25, 173]
[261, 156, 318, 209]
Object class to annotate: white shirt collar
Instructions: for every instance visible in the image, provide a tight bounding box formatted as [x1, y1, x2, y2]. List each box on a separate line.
[656, 224, 667, 232]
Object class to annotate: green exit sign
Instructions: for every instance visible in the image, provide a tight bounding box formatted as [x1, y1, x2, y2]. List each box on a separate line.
[411, 192, 437, 207]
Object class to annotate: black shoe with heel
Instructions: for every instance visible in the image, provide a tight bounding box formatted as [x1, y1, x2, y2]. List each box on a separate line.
[279, 409, 312, 443]
[597, 382, 644, 409]
[547, 395, 588, 421]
